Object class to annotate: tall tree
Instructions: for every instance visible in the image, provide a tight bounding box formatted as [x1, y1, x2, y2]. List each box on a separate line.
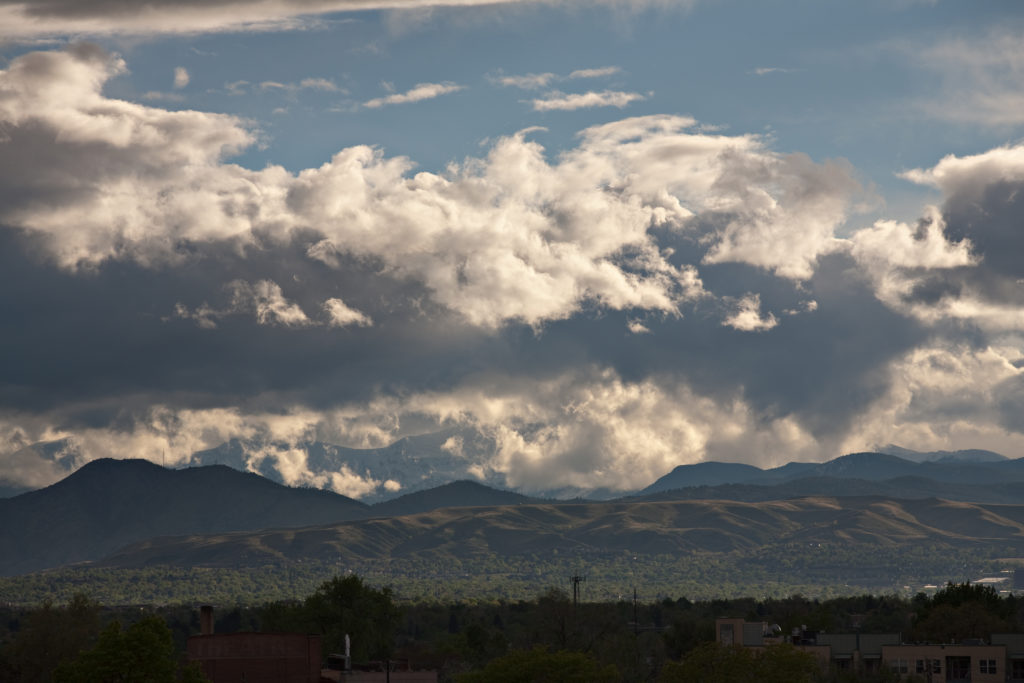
[912, 582, 1012, 642]
[5, 594, 101, 683]
[262, 574, 401, 661]
[53, 615, 208, 683]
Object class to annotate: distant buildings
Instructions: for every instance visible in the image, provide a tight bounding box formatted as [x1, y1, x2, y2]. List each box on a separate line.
[188, 631, 323, 683]
[187, 606, 437, 683]
[881, 638, 1024, 682]
[716, 617, 1024, 682]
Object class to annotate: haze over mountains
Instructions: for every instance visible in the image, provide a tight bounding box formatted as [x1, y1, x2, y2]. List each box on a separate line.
[0, 438, 83, 498]
[3, 431, 1017, 503]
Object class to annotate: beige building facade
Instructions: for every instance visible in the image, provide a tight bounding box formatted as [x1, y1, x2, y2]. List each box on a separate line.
[715, 618, 1024, 682]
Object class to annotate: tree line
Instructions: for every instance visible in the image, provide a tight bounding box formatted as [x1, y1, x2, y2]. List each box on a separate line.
[1, 577, 1022, 682]
[0, 542, 1005, 607]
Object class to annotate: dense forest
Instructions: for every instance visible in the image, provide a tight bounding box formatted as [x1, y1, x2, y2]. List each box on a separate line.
[1, 576, 1022, 682]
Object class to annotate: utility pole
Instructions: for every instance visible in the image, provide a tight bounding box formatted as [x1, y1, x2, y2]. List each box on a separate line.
[569, 574, 586, 608]
[633, 587, 639, 636]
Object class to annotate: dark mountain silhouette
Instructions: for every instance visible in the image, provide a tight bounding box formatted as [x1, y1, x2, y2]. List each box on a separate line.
[0, 458, 368, 576]
[762, 452, 921, 482]
[878, 445, 1007, 463]
[639, 452, 1024, 496]
[0, 483, 28, 498]
[6, 438, 1020, 506]
[370, 480, 537, 517]
[915, 460, 1017, 485]
[637, 462, 765, 495]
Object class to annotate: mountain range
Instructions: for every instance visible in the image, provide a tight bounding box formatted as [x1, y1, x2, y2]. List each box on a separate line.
[0, 459, 540, 575]
[0, 459, 366, 575]
[4, 449, 1024, 577]
[637, 451, 1024, 496]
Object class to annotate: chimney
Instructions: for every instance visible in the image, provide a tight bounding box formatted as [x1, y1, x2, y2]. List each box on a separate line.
[200, 605, 214, 636]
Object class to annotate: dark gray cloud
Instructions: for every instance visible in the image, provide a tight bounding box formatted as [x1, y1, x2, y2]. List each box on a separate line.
[0, 209, 925, 453]
[891, 159, 1024, 332]
[531, 252, 926, 439]
[940, 180, 1024, 287]
[0, 224, 495, 419]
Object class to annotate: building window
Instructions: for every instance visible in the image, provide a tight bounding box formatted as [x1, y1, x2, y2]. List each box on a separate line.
[932, 659, 941, 674]
[916, 659, 925, 674]
[980, 659, 997, 674]
[889, 658, 908, 674]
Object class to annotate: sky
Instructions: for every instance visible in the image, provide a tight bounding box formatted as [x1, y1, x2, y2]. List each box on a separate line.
[2, 0, 1024, 497]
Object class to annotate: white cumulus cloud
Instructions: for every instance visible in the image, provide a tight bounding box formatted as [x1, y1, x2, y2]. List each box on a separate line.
[568, 66, 621, 79]
[531, 89, 645, 111]
[0, 48, 862, 331]
[173, 66, 189, 88]
[323, 298, 373, 328]
[723, 293, 778, 332]
[363, 81, 464, 108]
[229, 280, 312, 327]
[494, 72, 557, 89]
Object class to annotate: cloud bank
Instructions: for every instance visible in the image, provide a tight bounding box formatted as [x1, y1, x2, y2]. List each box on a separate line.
[1, 48, 856, 328]
[3, 45, 1024, 498]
